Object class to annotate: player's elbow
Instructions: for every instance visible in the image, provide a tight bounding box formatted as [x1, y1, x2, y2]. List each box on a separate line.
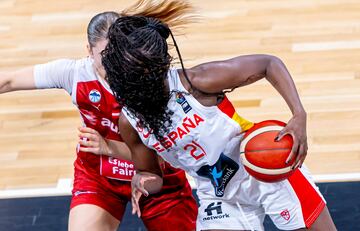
[0, 73, 14, 93]
[264, 55, 287, 85]
[266, 55, 285, 72]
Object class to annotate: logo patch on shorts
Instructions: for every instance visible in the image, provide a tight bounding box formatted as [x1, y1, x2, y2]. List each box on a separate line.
[280, 209, 290, 221]
[203, 202, 230, 221]
[89, 89, 101, 103]
[196, 153, 239, 197]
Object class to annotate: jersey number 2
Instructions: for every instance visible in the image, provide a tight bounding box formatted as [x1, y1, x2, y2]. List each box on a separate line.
[184, 141, 206, 160]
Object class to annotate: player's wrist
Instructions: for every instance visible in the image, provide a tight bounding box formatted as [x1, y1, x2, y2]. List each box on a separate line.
[293, 108, 306, 119]
[105, 140, 113, 156]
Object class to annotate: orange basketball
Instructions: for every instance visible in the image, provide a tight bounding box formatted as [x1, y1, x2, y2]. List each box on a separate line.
[240, 120, 297, 182]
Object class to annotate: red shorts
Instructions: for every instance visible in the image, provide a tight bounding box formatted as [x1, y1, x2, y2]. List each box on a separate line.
[70, 161, 197, 231]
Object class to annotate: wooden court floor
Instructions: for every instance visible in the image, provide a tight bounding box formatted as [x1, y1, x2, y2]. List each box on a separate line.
[0, 0, 360, 192]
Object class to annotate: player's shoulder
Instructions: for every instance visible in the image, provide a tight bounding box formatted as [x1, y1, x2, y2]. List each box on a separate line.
[57, 57, 91, 71]
[73, 57, 92, 69]
[72, 57, 98, 81]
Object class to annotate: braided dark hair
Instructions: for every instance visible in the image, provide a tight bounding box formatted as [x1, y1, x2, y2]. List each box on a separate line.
[102, 0, 196, 140]
[102, 16, 174, 140]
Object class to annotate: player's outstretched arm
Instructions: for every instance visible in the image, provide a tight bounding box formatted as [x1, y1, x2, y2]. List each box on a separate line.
[0, 67, 36, 94]
[187, 54, 307, 168]
[1, 59, 75, 94]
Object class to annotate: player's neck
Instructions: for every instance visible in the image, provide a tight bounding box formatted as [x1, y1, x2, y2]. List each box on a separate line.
[93, 64, 106, 81]
[92, 64, 113, 94]
[97, 68, 106, 80]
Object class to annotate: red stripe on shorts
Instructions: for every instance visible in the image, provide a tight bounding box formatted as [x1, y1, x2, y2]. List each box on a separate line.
[288, 169, 325, 228]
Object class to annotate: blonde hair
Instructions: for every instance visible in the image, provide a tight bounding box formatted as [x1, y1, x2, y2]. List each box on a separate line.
[121, 0, 197, 29]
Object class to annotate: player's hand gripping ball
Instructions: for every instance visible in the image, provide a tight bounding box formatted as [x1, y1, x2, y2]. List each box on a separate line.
[240, 120, 298, 182]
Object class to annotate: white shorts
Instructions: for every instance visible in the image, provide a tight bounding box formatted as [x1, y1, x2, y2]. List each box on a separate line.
[196, 166, 326, 231]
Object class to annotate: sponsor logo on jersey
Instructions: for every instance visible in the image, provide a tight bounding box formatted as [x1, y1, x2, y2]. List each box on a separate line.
[203, 202, 230, 221]
[101, 118, 119, 134]
[176, 92, 192, 113]
[89, 89, 101, 103]
[197, 153, 239, 197]
[280, 209, 290, 221]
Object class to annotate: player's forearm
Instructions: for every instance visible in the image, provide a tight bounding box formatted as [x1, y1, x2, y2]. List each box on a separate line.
[0, 67, 36, 94]
[106, 139, 132, 160]
[265, 57, 306, 117]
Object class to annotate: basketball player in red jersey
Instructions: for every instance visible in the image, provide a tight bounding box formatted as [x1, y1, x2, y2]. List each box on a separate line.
[0, 2, 197, 231]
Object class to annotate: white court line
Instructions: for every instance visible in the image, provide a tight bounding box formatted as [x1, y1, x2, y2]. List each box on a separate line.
[0, 173, 359, 199]
[313, 173, 360, 182]
[292, 40, 360, 52]
[0, 178, 72, 199]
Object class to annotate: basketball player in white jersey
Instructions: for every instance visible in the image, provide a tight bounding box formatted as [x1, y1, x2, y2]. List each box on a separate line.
[100, 6, 338, 231]
[0, 2, 198, 230]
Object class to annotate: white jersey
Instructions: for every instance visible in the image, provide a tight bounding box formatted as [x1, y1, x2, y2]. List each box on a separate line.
[123, 68, 254, 200]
